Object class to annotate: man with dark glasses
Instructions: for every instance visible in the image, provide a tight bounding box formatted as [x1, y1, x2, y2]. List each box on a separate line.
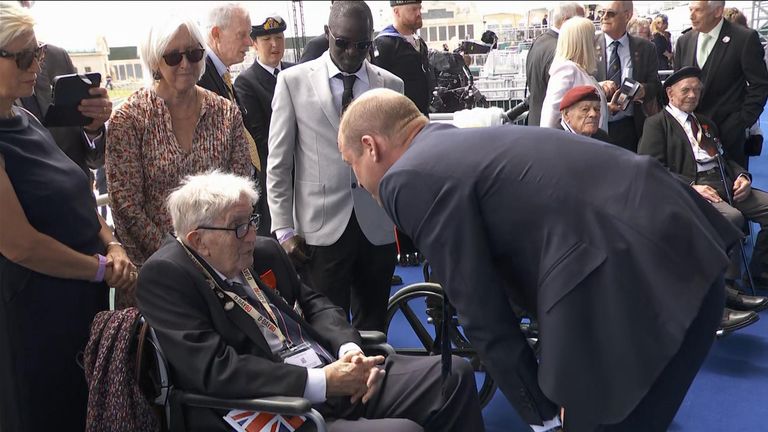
[15, 3, 112, 180]
[267, 1, 404, 333]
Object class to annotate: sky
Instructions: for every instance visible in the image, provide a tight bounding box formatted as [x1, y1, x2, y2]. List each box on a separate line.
[27, 1, 759, 50]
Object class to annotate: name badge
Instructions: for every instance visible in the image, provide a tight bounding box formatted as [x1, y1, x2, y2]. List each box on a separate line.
[280, 342, 322, 368]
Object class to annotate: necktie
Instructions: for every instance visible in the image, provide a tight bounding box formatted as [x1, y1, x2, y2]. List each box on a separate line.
[690, 114, 716, 156]
[222, 71, 262, 171]
[273, 68, 279, 78]
[337, 73, 357, 114]
[608, 40, 622, 89]
[697, 33, 713, 67]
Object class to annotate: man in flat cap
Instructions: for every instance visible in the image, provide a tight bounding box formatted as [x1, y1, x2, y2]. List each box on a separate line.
[556, 85, 611, 142]
[235, 13, 294, 236]
[639, 66, 768, 333]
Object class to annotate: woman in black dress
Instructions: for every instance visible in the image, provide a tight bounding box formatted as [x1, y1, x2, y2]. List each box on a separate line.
[0, 3, 135, 431]
[651, 14, 673, 71]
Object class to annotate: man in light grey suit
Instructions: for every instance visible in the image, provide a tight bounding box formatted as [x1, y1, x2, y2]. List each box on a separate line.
[267, 1, 404, 332]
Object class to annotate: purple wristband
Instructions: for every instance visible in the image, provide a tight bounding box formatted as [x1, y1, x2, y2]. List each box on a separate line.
[93, 254, 107, 283]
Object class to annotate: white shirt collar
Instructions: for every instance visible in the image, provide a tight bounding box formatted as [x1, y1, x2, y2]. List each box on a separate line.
[604, 32, 629, 47]
[323, 51, 369, 85]
[257, 59, 280, 76]
[207, 49, 228, 77]
[701, 18, 724, 40]
[665, 103, 691, 125]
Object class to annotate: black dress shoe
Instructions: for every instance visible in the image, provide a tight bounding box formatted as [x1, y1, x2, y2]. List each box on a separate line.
[726, 286, 768, 312]
[391, 275, 403, 285]
[718, 308, 759, 335]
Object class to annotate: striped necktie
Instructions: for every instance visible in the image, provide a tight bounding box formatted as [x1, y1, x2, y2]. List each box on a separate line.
[608, 40, 622, 89]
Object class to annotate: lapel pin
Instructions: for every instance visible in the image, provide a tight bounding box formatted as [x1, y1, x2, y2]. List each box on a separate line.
[722, 36, 730, 43]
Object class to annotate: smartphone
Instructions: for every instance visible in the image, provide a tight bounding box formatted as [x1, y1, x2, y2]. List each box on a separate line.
[615, 77, 640, 112]
[43, 72, 102, 127]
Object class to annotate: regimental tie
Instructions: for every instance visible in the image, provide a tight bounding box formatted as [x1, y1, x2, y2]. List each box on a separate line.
[608, 40, 622, 89]
[223, 71, 262, 171]
[689, 113, 716, 157]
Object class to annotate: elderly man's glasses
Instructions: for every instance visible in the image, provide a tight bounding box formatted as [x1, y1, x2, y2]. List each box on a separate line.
[162, 47, 205, 67]
[0, 43, 46, 70]
[197, 214, 260, 239]
[327, 28, 372, 51]
[598, 10, 618, 19]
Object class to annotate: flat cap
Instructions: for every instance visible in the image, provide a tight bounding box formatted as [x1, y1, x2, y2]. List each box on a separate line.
[560, 85, 601, 111]
[251, 14, 287, 38]
[390, 1, 421, 6]
[663, 66, 701, 89]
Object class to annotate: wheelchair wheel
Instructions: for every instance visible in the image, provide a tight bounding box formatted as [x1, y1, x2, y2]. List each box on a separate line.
[385, 282, 498, 408]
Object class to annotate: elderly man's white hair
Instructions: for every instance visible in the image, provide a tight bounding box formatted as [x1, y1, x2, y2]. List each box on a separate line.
[139, 13, 207, 86]
[550, 2, 585, 29]
[206, 2, 248, 35]
[167, 170, 259, 239]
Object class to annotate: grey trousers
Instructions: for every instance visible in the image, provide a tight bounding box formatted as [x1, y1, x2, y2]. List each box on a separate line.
[709, 188, 768, 279]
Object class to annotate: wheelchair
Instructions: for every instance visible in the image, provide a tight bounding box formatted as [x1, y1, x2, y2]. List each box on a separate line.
[135, 316, 395, 432]
[385, 262, 540, 409]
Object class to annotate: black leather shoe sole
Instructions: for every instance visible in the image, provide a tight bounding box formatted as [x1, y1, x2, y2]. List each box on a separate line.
[391, 275, 403, 286]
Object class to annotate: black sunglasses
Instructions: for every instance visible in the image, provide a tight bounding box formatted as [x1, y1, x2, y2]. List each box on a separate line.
[327, 28, 372, 51]
[197, 214, 260, 239]
[162, 47, 205, 67]
[0, 43, 46, 70]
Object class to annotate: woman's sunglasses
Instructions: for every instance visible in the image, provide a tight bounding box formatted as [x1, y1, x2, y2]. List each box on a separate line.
[327, 28, 372, 51]
[162, 47, 205, 67]
[0, 43, 46, 70]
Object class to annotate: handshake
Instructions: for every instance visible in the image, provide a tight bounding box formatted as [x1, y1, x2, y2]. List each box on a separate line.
[323, 350, 386, 404]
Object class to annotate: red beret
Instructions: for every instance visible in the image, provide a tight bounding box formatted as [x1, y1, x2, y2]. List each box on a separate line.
[560, 85, 600, 111]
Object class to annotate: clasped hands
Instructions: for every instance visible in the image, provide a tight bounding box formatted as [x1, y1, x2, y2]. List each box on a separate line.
[324, 350, 386, 404]
[693, 175, 751, 203]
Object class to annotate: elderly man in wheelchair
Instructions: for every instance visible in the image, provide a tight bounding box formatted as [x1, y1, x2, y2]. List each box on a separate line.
[134, 170, 483, 432]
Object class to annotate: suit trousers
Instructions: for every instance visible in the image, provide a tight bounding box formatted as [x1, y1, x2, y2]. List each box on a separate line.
[593, 276, 724, 432]
[709, 188, 768, 278]
[305, 212, 397, 332]
[607, 116, 639, 153]
[302, 355, 484, 432]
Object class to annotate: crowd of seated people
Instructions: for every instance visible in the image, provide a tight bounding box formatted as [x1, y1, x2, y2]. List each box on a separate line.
[2, 0, 768, 431]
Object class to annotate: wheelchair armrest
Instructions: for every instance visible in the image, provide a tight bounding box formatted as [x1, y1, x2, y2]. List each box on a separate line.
[359, 330, 387, 344]
[175, 392, 311, 415]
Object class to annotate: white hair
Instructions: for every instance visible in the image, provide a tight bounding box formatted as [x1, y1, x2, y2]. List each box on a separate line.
[0, 1, 35, 49]
[166, 170, 259, 239]
[139, 14, 207, 87]
[551, 2, 585, 29]
[206, 3, 248, 38]
[703, 1, 726, 11]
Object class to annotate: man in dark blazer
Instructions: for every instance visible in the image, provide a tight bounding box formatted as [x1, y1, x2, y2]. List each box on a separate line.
[137, 171, 483, 432]
[339, 89, 742, 432]
[674, 1, 768, 169]
[17, 44, 111, 179]
[638, 66, 768, 322]
[234, 13, 294, 237]
[525, 2, 585, 126]
[594, 0, 660, 152]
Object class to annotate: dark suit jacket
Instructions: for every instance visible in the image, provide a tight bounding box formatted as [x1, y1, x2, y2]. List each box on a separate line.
[674, 19, 768, 162]
[299, 34, 329, 63]
[638, 109, 747, 186]
[18, 44, 105, 177]
[378, 123, 741, 429]
[554, 122, 611, 143]
[197, 55, 248, 118]
[372, 34, 433, 115]
[137, 236, 360, 430]
[595, 33, 661, 135]
[525, 29, 558, 126]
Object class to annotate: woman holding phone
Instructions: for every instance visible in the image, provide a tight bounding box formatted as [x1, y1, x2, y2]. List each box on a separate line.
[106, 14, 251, 307]
[0, 3, 135, 430]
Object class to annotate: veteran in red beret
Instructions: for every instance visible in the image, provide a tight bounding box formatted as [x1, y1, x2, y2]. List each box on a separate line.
[555, 85, 611, 142]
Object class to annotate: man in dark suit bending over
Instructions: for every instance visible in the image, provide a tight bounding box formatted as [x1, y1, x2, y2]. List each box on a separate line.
[339, 89, 742, 432]
[638, 66, 768, 330]
[137, 170, 483, 432]
[674, 1, 768, 169]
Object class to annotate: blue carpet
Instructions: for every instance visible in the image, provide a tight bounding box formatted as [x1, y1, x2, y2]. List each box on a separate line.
[386, 109, 768, 431]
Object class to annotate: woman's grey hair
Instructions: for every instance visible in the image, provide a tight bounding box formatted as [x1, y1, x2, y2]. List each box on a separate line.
[0, 1, 35, 50]
[206, 3, 248, 37]
[139, 14, 207, 86]
[167, 170, 259, 239]
[550, 2, 585, 29]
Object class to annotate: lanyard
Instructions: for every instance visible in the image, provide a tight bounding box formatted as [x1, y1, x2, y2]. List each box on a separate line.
[175, 238, 290, 348]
